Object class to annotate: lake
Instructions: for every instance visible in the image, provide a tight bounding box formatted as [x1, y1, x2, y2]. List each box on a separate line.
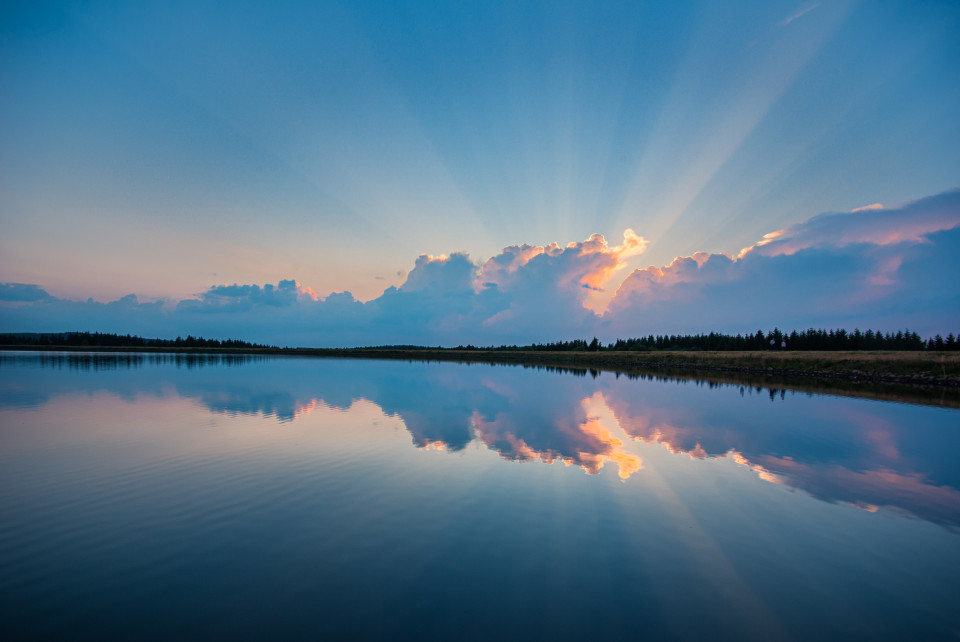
[1, 351, 958, 640]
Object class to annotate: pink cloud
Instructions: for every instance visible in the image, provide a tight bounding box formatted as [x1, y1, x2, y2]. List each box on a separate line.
[745, 190, 960, 257]
[609, 252, 735, 304]
[605, 190, 960, 336]
[399, 253, 475, 294]
[478, 228, 647, 295]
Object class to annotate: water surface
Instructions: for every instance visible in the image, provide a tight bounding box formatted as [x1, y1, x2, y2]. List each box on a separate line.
[1, 352, 958, 640]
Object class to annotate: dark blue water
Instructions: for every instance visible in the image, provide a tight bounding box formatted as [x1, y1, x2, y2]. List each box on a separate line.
[1, 352, 958, 640]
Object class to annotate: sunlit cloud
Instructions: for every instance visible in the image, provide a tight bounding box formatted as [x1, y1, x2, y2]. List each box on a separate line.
[745, 190, 960, 257]
[606, 190, 960, 336]
[478, 229, 646, 293]
[399, 253, 474, 294]
[608, 253, 736, 303]
[2, 190, 958, 344]
[612, 1, 848, 259]
[738, 230, 785, 259]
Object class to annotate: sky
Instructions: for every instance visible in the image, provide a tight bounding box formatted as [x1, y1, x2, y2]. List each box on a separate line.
[1, 0, 958, 346]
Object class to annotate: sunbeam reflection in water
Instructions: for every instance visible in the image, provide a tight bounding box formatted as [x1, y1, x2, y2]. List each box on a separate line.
[1, 352, 958, 640]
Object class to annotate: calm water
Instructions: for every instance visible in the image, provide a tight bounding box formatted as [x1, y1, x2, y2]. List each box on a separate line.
[1, 352, 958, 640]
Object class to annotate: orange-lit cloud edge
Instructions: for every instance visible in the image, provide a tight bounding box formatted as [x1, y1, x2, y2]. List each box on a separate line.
[217, 190, 957, 313]
[1, 189, 958, 346]
[1, 192, 947, 310]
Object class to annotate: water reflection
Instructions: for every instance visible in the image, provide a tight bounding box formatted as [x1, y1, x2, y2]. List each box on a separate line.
[2, 351, 958, 528]
[32, 351, 265, 370]
[471, 391, 642, 480]
[600, 380, 960, 526]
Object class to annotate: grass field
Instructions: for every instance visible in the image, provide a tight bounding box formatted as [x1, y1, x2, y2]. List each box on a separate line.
[295, 348, 960, 381]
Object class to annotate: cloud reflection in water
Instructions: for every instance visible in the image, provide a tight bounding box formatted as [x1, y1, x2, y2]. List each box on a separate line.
[2, 352, 958, 527]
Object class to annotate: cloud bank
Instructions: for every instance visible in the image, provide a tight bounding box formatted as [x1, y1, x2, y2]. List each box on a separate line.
[1, 191, 958, 345]
[604, 190, 960, 337]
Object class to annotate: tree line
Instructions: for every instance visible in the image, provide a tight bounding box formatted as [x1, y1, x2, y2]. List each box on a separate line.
[456, 328, 958, 352]
[0, 332, 272, 349]
[2, 328, 957, 352]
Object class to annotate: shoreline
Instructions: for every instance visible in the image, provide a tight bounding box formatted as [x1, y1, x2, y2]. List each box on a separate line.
[4, 343, 958, 386]
[5, 345, 958, 408]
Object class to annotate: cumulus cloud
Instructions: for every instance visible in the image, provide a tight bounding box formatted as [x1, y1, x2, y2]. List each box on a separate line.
[400, 253, 475, 294]
[466, 229, 647, 337]
[0, 283, 54, 302]
[607, 252, 736, 303]
[0, 291, 167, 336]
[1, 190, 957, 344]
[478, 228, 646, 293]
[606, 190, 960, 336]
[177, 279, 318, 312]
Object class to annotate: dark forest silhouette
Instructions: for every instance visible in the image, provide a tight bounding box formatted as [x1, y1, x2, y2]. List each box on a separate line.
[458, 328, 955, 352]
[2, 328, 958, 352]
[0, 331, 270, 349]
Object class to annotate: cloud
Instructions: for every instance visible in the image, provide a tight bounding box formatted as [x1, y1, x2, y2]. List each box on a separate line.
[176, 279, 318, 312]
[0, 283, 53, 302]
[0, 291, 168, 337]
[743, 190, 960, 258]
[343, 229, 647, 346]
[606, 252, 736, 303]
[606, 190, 960, 336]
[477, 228, 646, 293]
[399, 253, 475, 294]
[469, 229, 646, 336]
[1, 190, 957, 345]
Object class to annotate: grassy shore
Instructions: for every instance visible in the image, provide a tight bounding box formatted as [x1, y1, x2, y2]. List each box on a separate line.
[5, 344, 959, 382]
[5, 344, 959, 407]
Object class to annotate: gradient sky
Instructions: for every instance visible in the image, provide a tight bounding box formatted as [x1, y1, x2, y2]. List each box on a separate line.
[1, 1, 958, 344]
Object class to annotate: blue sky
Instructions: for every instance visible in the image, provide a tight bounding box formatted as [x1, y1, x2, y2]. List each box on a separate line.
[1, 1, 958, 344]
